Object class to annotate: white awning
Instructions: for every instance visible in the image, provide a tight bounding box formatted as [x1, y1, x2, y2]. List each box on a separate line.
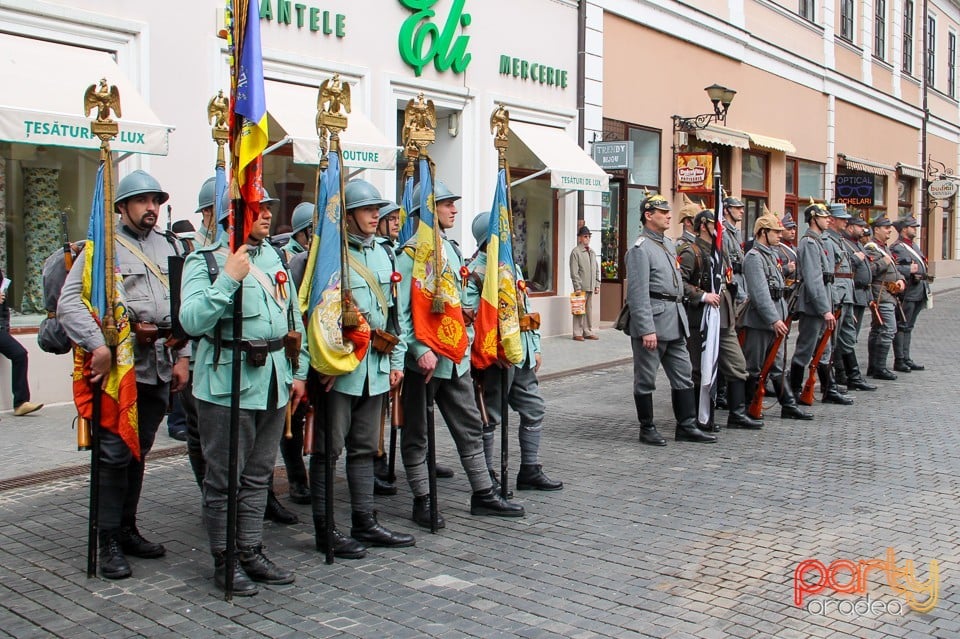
[264, 80, 396, 170]
[694, 125, 750, 149]
[896, 163, 925, 179]
[0, 34, 173, 156]
[838, 154, 893, 175]
[510, 122, 609, 192]
[748, 132, 796, 153]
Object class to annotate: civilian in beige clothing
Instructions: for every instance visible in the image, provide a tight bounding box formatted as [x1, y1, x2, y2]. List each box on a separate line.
[569, 226, 600, 340]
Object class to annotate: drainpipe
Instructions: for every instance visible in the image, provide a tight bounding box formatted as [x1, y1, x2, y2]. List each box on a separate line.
[577, 0, 587, 225]
[921, 0, 930, 256]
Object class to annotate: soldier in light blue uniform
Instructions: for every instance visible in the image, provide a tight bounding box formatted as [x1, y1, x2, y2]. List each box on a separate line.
[463, 211, 563, 493]
[397, 181, 524, 529]
[626, 194, 716, 446]
[180, 188, 308, 596]
[284, 202, 314, 258]
[305, 180, 415, 559]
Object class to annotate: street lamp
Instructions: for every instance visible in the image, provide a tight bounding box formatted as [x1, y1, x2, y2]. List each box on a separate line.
[672, 83, 737, 132]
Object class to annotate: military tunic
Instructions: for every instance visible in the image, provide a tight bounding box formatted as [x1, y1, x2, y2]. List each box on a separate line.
[722, 219, 747, 303]
[824, 228, 856, 356]
[866, 240, 904, 360]
[625, 227, 692, 395]
[791, 227, 834, 368]
[890, 237, 930, 363]
[842, 232, 873, 347]
[740, 243, 788, 376]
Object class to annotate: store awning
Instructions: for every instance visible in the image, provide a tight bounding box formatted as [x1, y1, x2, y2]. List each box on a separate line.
[747, 132, 796, 153]
[264, 80, 396, 170]
[510, 122, 609, 192]
[838, 154, 893, 175]
[0, 34, 173, 156]
[896, 163, 925, 179]
[694, 125, 750, 149]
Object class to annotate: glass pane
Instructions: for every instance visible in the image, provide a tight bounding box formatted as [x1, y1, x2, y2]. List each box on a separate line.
[742, 153, 767, 192]
[873, 175, 885, 202]
[785, 161, 796, 195]
[601, 184, 621, 281]
[629, 128, 660, 187]
[626, 188, 646, 246]
[798, 161, 824, 199]
[512, 178, 554, 294]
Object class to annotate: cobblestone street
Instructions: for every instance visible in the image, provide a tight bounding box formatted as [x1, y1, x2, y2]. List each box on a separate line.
[1, 291, 958, 638]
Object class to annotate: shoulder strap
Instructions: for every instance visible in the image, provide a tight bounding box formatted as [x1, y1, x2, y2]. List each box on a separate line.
[347, 254, 390, 317]
[116, 235, 170, 289]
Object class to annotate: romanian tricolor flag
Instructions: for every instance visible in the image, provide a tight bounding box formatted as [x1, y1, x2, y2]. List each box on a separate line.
[397, 172, 416, 246]
[298, 150, 370, 375]
[471, 168, 523, 369]
[227, 0, 268, 248]
[408, 159, 468, 362]
[72, 163, 139, 459]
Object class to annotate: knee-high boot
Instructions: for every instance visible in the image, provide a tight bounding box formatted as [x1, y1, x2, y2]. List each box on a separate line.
[726, 379, 763, 429]
[673, 388, 717, 443]
[843, 352, 876, 391]
[819, 364, 854, 405]
[634, 393, 665, 446]
[774, 374, 813, 420]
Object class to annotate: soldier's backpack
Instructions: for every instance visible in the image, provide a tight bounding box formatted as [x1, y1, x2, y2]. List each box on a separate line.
[37, 242, 85, 354]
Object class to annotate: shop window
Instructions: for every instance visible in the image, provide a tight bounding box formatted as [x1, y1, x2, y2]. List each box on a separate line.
[904, 0, 915, 74]
[628, 128, 660, 187]
[600, 182, 621, 281]
[897, 177, 915, 217]
[874, 0, 886, 59]
[509, 169, 556, 296]
[840, 171, 887, 222]
[785, 157, 824, 235]
[942, 197, 955, 259]
[840, 0, 855, 42]
[741, 151, 768, 239]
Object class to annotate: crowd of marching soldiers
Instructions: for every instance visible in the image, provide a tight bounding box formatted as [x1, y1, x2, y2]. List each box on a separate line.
[61, 169, 562, 594]
[625, 192, 931, 447]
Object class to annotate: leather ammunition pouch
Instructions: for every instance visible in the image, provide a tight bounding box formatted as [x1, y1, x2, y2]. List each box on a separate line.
[283, 331, 302, 362]
[822, 273, 835, 284]
[519, 312, 541, 332]
[219, 337, 285, 367]
[769, 287, 784, 301]
[371, 328, 399, 355]
[132, 321, 170, 346]
[731, 262, 743, 275]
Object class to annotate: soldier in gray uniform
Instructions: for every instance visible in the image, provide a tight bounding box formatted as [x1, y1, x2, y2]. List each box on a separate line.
[777, 213, 799, 296]
[740, 214, 811, 420]
[789, 202, 852, 405]
[679, 209, 762, 430]
[676, 200, 698, 249]
[626, 194, 716, 446]
[865, 217, 906, 379]
[59, 170, 191, 580]
[721, 196, 747, 303]
[823, 204, 857, 391]
[838, 215, 877, 390]
[890, 216, 931, 372]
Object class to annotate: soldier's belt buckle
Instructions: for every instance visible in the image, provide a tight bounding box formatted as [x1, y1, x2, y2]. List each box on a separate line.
[246, 339, 269, 367]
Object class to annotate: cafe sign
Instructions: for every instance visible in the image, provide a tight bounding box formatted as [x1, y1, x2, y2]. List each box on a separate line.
[676, 153, 713, 192]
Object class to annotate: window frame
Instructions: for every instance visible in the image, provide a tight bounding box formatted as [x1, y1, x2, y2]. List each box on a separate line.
[927, 15, 937, 86]
[949, 31, 957, 98]
[508, 167, 558, 298]
[874, 0, 886, 60]
[798, 0, 815, 22]
[904, 0, 915, 75]
[839, 0, 855, 43]
[741, 150, 770, 241]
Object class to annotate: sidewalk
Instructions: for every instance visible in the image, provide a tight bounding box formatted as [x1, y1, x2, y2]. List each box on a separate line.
[0, 327, 631, 484]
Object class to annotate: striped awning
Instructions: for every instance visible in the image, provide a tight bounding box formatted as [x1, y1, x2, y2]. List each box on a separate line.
[838, 154, 893, 175]
[695, 125, 750, 149]
[748, 132, 796, 153]
[896, 163, 925, 179]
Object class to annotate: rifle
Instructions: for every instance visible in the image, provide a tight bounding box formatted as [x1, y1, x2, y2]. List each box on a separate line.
[387, 386, 402, 483]
[301, 401, 315, 456]
[748, 317, 793, 419]
[425, 381, 440, 533]
[869, 300, 883, 325]
[60, 209, 74, 271]
[800, 306, 842, 406]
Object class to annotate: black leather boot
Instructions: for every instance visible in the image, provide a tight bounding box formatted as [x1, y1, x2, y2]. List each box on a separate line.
[239, 544, 295, 584]
[714, 374, 728, 410]
[870, 343, 897, 379]
[487, 468, 513, 499]
[351, 511, 415, 547]
[374, 475, 398, 496]
[435, 464, 455, 479]
[893, 359, 913, 373]
[470, 488, 525, 517]
[843, 352, 876, 391]
[213, 551, 259, 596]
[693, 384, 719, 433]
[374, 454, 390, 480]
[774, 375, 813, 420]
[789, 363, 805, 397]
[818, 364, 854, 405]
[411, 495, 445, 530]
[314, 517, 367, 558]
[726, 379, 763, 429]
[673, 388, 717, 443]
[264, 489, 299, 525]
[118, 525, 166, 559]
[904, 332, 924, 369]
[516, 464, 563, 491]
[634, 393, 666, 446]
[287, 480, 312, 505]
[99, 529, 132, 580]
[833, 357, 847, 386]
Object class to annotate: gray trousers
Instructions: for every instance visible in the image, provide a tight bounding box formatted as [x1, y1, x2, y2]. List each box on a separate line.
[687, 325, 748, 384]
[198, 399, 285, 553]
[310, 388, 380, 514]
[868, 301, 897, 351]
[572, 291, 594, 337]
[834, 302, 858, 355]
[401, 368, 492, 498]
[480, 365, 546, 467]
[630, 336, 693, 395]
[742, 328, 774, 378]
[894, 299, 924, 360]
[792, 313, 830, 368]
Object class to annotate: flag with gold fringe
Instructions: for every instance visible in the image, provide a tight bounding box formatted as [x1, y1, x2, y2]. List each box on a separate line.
[471, 168, 522, 369]
[408, 159, 468, 362]
[71, 163, 140, 459]
[397, 172, 416, 246]
[298, 150, 371, 375]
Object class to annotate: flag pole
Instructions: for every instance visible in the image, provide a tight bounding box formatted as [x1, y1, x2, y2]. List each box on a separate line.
[84, 78, 122, 578]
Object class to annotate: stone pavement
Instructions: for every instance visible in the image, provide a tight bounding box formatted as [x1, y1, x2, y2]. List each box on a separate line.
[1, 286, 959, 637]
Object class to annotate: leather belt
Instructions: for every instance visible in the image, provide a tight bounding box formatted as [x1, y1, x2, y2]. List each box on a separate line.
[833, 273, 854, 279]
[854, 283, 871, 290]
[218, 337, 285, 353]
[650, 291, 683, 303]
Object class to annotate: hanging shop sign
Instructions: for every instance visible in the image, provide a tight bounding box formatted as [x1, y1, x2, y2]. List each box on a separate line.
[835, 174, 875, 206]
[398, 0, 472, 77]
[676, 153, 713, 192]
[259, 0, 346, 36]
[928, 179, 958, 200]
[592, 141, 632, 170]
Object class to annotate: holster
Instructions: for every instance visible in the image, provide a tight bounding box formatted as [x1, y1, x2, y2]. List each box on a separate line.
[283, 331, 302, 369]
[132, 321, 160, 346]
[371, 328, 399, 354]
[519, 312, 541, 332]
[246, 339, 270, 367]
